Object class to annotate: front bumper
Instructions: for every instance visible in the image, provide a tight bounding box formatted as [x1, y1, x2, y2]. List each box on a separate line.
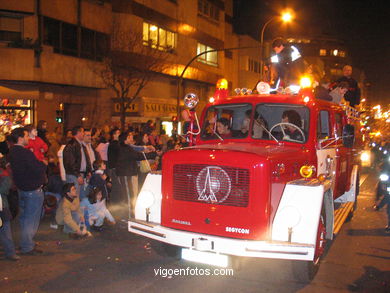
[129, 220, 315, 261]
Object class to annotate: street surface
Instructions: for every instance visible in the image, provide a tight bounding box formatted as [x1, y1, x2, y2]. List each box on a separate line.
[0, 170, 389, 293]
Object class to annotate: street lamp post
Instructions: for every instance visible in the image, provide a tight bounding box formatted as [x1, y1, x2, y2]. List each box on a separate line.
[259, 12, 293, 78]
[175, 46, 260, 124]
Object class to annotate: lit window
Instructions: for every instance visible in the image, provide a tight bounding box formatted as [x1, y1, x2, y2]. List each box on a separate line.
[197, 43, 218, 66]
[198, 0, 219, 21]
[143, 22, 176, 52]
[339, 50, 346, 57]
[319, 49, 327, 56]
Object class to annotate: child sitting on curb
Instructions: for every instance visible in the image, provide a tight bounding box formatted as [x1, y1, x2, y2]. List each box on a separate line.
[81, 187, 115, 232]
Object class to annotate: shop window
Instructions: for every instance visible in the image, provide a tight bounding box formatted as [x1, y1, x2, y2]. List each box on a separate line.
[197, 43, 218, 66]
[319, 49, 327, 56]
[198, 0, 219, 21]
[143, 22, 176, 52]
[0, 99, 33, 134]
[0, 15, 22, 42]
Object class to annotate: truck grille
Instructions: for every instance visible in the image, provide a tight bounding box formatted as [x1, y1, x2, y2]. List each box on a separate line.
[173, 164, 250, 207]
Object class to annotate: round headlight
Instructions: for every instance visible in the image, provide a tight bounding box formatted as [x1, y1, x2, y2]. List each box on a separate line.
[184, 93, 199, 109]
[138, 190, 155, 209]
[379, 173, 389, 182]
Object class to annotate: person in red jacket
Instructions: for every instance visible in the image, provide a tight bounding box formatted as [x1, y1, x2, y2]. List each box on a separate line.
[25, 124, 48, 162]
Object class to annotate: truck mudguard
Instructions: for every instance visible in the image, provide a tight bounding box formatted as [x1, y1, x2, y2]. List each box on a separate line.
[272, 181, 324, 245]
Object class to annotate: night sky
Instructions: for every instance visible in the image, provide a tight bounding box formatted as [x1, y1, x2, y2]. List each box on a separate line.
[233, 0, 390, 104]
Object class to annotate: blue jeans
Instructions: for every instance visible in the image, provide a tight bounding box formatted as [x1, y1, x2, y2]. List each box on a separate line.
[0, 220, 16, 257]
[18, 189, 44, 253]
[63, 211, 81, 233]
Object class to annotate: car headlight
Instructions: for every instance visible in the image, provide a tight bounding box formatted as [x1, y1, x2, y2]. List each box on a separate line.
[360, 152, 370, 162]
[138, 190, 155, 209]
[379, 173, 389, 182]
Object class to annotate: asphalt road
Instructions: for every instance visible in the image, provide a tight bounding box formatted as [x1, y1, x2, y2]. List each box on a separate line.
[0, 170, 389, 293]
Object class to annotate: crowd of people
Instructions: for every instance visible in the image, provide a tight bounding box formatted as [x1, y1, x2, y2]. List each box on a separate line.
[0, 119, 187, 261]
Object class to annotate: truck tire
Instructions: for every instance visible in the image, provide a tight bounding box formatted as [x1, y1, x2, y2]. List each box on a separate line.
[292, 208, 326, 282]
[346, 169, 360, 222]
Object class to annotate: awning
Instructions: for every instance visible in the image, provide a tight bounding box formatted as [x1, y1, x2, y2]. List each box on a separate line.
[0, 84, 39, 100]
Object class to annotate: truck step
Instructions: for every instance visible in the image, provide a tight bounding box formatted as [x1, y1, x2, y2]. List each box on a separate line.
[333, 202, 354, 235]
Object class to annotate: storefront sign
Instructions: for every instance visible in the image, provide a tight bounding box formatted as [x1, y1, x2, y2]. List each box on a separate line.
[144, 102, 177, 114]
[112, 99, 139, 116]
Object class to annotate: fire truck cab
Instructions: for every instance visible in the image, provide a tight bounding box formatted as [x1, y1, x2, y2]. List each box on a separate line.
[129, 83, 361, 281]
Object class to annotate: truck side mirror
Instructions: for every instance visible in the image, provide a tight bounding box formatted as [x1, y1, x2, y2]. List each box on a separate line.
[342, 124, 355, 148]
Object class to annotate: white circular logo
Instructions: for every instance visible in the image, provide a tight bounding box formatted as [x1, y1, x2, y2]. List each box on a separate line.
[196, 166, 231, 203]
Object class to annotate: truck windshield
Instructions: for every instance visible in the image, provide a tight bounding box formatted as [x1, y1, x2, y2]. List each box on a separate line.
[254, 103, 310, 143]
[201, 103, 252, 140]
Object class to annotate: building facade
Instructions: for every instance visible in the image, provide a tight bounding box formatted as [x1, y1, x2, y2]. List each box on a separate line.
[0, 0, 366, 136]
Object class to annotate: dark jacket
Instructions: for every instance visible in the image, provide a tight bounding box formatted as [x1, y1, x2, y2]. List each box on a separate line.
[0, 170, 13, 221]
[116, 144, 156, 177]
[107, 140, 120, 169]
[63, 138, 91, 177]
[336, 76, 361, 107]
[8, 145, 47, 191]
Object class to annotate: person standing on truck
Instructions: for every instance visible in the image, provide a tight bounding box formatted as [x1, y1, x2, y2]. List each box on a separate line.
[270, 37, 305, 87]
[336, 65, 361, 108]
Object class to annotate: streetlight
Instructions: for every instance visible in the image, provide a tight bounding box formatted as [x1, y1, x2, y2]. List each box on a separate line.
[259, 11, 294, 78]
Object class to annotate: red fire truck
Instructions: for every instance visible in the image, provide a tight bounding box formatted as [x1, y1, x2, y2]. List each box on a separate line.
[129, 80, 362, 281]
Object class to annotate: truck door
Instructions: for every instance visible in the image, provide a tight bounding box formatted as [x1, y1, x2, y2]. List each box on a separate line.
[334, 112, 349, 198]
[316, 110, 337, 193]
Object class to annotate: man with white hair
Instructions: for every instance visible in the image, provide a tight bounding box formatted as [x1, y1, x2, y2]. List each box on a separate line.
[336, 65, 361, 108]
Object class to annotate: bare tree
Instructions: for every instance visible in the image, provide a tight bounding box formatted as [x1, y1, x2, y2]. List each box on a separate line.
[95, 27, 169, 130]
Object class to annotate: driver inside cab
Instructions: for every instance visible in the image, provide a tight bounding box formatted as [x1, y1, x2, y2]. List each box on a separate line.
[281, 110, 304, 141]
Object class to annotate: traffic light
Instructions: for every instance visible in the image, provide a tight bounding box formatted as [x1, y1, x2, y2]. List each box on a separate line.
[56, 110, 64, 123]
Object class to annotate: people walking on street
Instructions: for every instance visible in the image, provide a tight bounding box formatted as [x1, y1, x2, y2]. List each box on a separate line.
[0, 155, 19, 261]
[83, 129, 100, 171]
[116, 131, 157, 217]
[24, 124, 48, 162]
[63, 126, 91, 199]
[336, 65, 361, 108]
[37, 120, 51, 148]
[107, 128, 121, 203]
[8, 127, 47, 255]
